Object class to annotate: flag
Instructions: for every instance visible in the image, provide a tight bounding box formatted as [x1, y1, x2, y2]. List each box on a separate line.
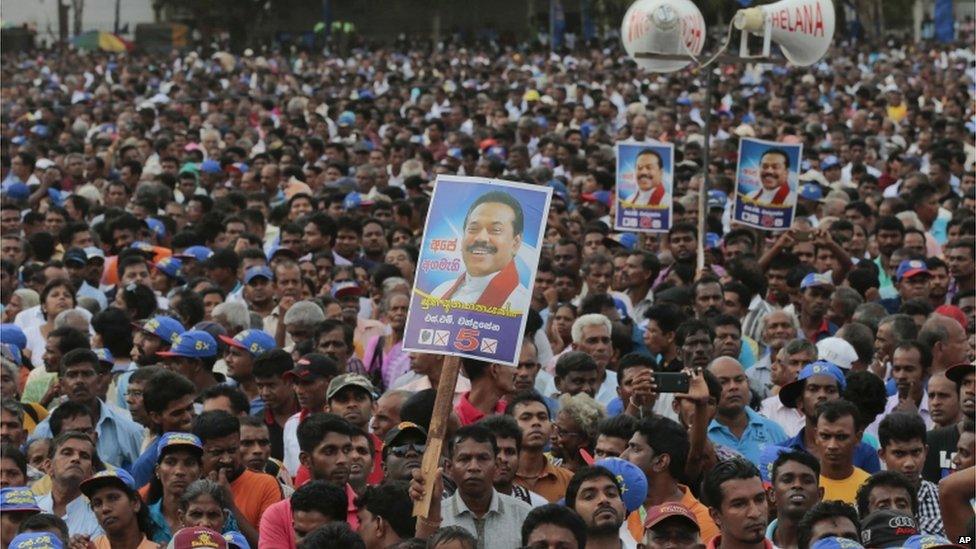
[934, 0, 954, 43]
[550, 0, 566, 50]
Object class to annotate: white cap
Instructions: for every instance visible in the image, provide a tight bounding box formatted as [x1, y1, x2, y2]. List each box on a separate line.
[816, 337, 858, 370]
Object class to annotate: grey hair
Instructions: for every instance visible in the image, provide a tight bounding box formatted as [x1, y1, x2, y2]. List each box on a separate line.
[212, 302, 250, 332]
[759, 309, 801, 338]
[380, 277, 410, 295]
[426, 525, 476, 549]
[378, 289, 409, 315]
[831, 287, 864, 320]
[557, 392, 606, 444]
[851, 303, 888, 334]
[179, 479, 232, 511]
[53, 308, 91, 331]
[777, 338, 818, 361]
[571, 314, 612, 344]
[11, 289, 39, 310]
[879, 314, 918, 344]
[1, 397, 24, 424]
[283, 300, 326, 328]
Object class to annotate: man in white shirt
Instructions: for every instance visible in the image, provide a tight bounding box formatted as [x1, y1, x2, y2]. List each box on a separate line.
[37, 432, 103, 538]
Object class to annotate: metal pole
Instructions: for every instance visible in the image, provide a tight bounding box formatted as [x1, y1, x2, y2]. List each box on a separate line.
[114, 0, 120, 34]
[697, 68, 714, 271]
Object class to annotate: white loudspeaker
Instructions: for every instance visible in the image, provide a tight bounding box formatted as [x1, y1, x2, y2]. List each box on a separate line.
[621, 0, 706, 73]
[733, 0, 835, 66]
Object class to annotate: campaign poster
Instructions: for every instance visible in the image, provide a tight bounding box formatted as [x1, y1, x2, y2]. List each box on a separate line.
[614, 142, 674, 233]
[732, 137, 802, 230]
[402, 176, 552, 366]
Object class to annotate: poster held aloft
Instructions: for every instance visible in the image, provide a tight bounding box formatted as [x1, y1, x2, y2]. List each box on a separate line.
[614, 142, 675, 233]
[731, 137, 803, 231]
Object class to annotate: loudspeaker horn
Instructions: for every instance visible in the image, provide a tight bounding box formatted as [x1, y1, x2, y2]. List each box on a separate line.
[621, 0, 706, 73]
[732, 0, 835, 66]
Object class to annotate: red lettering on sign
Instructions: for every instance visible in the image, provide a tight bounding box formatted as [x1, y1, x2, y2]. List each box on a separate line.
[771, 3, 825, 36]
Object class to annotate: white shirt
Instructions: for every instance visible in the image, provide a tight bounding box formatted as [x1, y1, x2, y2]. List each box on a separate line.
[282, 412, 302, 477]
[866, 391, 933, 436]
[750, 187, 796, 207]
[625, 187, 670, 207]
[431, 271, 530, 310]
[759, 394, 806, 437]
[37, 492, 104, 538]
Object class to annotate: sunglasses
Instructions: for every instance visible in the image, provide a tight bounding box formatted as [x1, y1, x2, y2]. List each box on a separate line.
[388, 443, 426, 458]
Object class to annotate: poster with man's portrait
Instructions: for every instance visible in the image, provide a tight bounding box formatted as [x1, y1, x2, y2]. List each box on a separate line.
[732, 137, 802, 230]
[402, 176, 552, 366]
[615, 142, 674, 233]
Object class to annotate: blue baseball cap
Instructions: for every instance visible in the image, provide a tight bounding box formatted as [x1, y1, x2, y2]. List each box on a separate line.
[93, 348, 114, 367]
[800, 272, 834, 290]
[779, 360, 847, 408]
[156, 330, 218, 359]
[146, 217, 167, 238]
[821, 155, 841, 170]
[130, 241, 156, 254]
[799, 183, 824, 201]
[4, 182, 29, 201]
[63, 248, 88, 267]
[810, 537, 864, 549]
[134, 316, 185, 346]
[157, 432, 204, 463]
[9, 532, 63, 549]
[901, 534, 963, 549]
[0, 487, 41, 513]
[705, 232, 721, 249]
[153, 256, 183, 280]
[176, 245, 213, 262]
[757, 445, 789, 486]
[707, 190, 728, 209]
[2, 343, 23, 366]
[896, 259, 931, 281]
[604, 233, 637, 251]
[244, 265, 273, 284]
[594, 458, 648, 514]
[1, 324, 28, 351]
[223, 531, 251, 549]
[200, 160, 222, 174]
[218, 329, 275, 357]
[343, 191, 365, 210]
[80, 468, 136, 498]
[338, 111, 356, 127]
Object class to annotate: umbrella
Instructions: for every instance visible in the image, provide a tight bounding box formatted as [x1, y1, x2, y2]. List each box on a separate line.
[71, 31, 129, 53]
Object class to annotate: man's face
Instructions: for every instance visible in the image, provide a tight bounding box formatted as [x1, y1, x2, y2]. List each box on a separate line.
[512, 401, 551, 451]
[370, 393, 404, 441]
[669, 231, 696, 262]
[763, 312, 796, 350]
[201, 432, 243, 479]
[0, 409, 25, 446]
[525, 524, 582, 549]
[301, 432, 352, 485]
[898, 273, 932, 301]
[760, 153, 788, 191]
[594, 435, 628, 461]
[694, 283, 723, 319]
[514, 343, 541, 392]
[713, 325, 742, 359]
[224, 347, 255, 381]
[582, 233, 607, 259]
[800, 375, 840, 420]
[293, 509, 332, 545]
[711, 477, 768, 546]
[577, 324, 612, 370]
[0, 238, 23, 265]
[929, 266, 950, 298]
[0, 456, 26, 489]
[946, 245, 975, 282]
[553, 244, 580, 272]
[50, 437, 94, 484]
[952, 431, 976, 470]
[681, 330, 714, 370]
[574, 476, 626, 536]
[150, 393, 195, 434]
[808, 517, 860, 547]
[255, 376, 293, 412]
[585, 262, 613, 295]
[816, 415, 859, 469]
[771, 460, 821, 521]
[335, 229, 360, 259]
[636, 153, 662, 192]
[557, 368, 599, 398]
[876, 229, 904, 257]
[121, 263, 151, 287]
[383, 433, 425, 481]
[461, 201, 521, 277]
[62, 362, 99, 404]
[879, 438, 926, 486]
[711, 360, 749, 416]
[275, 266, 302, 300]
[622, 432, 659, 477]
[450, 438, 496, 498]
[245, 277, 274, 305]
[0, 210, 20, 235]
[349, 434, 373, 488]
[891, 347, 924, 400]
[328, 387, 374, 429]
[494, 436, 519, 486]
[865, 485, 913, 516]
[928, 375, 962, 427]
[293, 377, 329, 412]
[361, 222, 387, 256]
[643, 519, 701, 549]
[240, 424, 271, 473]
[801, 286, 831, 320]
[316, 328, 350, 367]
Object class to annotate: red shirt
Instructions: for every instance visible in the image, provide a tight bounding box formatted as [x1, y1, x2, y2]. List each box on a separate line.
[454, 392, 507, 426]
[257, 483, 359, 549]
[293, 432, 383, 487]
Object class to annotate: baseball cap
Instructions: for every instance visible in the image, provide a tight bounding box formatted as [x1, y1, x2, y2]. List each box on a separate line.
[816, 337, 859, 370]
[859, 510, 918, 547]
[821, 156, 841, 170]
[642, 502, 699, 531]
[0, 487, 41, 513]
[757, 445, 789, 487]
[226, 162, 248, 174]
[4, 183, 30, 201]
[146, 217, 167, 239]
[594, 458, 648, 513]
[581, 190, 612, 208]
[157, 432, 204, 463]
[83, 246, 105, 262]
[156, 330, 218, 359]
[153, 257, 183, 280]
[799, 183, 824, 202]
[901, 534, 966, 549]
[134, 316, 186, 346]
[338, 111, 356, 127]
[800, 272, 834, 290]
[130, 241, 156, 254]
[244, 265, 273, 285]
[175, 245, 213, 262]
[934, 305, 967, 331]
[331, 280, 362, 299]
[93, 348, 114, 368]
[896, 259, 931, 281]
[383, 421, 429, 452]
[779, 361, 847, 408]
[167, 527, 228, 549]
[63, 248, 87, 267]
[80, 468, 136, 499]
[200, 160, 222, 174]
[1, 343, 22, 367]
[223, 531, 251, 549]
[218, 329, 275, 357]
[9, 532, 63, 549]
[810, 537, 864, 549]
[1, 323, 27, 351]
[326, 373, 377, 401]
[707, 190, 728, 209]
[946, 362, 975, 385]
[604, 233, 637, 251]
[284, 353, 340, 382]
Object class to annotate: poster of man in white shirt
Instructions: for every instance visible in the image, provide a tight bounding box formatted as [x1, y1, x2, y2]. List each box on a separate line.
[733, 138, 802, 230]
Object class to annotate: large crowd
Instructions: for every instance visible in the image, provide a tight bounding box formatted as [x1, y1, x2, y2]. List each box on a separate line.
[0, 25, 974, 549]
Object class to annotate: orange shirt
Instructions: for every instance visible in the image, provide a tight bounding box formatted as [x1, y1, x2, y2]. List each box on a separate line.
[92, 535, 157, 549]
[627, 484, 719, 544]
[514, 459, 574, 503]
[230, 468, 283, 528]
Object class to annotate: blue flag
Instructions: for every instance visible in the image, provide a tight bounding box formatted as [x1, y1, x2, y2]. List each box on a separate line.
[935, 0, 954, 43]
[551, 0, 566, 50]
[580, 0, 596, 41]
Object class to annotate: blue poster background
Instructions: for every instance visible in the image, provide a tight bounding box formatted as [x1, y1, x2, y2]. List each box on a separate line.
[614, 142, 674, 233]
[401, 176, 552, 366]
[732, 137, 802, 231]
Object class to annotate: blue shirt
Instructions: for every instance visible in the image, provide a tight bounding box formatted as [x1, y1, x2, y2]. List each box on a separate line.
[707, 407, 788, 463]
[31, 399, 144, 469]
[127, 435, 162, 489]
[783, 427, 881, 473]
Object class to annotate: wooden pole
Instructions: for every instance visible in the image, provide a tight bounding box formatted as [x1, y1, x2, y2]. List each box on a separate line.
[413, 354, 461, 521]
[698, 68, 714, 271]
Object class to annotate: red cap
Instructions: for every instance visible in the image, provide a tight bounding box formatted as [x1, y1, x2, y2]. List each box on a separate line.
[642, 502, 699, 531]
[169, 527, 227, 549]
[934, 305, 967, 331]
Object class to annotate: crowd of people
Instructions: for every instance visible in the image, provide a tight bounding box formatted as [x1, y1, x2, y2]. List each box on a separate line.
[0, 25, 974, 549]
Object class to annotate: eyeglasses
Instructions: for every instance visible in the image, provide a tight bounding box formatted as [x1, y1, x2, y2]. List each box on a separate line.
[126, 390, 144, 399]
[388, 443, 426, 457]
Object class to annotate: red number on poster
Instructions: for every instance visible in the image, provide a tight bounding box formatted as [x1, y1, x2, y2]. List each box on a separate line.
[453, 328, 479, 352]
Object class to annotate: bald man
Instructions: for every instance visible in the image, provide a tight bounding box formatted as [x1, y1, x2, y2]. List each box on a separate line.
[706, 357, 788, 462]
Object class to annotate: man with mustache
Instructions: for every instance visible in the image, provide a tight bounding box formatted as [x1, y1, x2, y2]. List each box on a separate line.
[432, 191, 530, 309]
[812, 399, 869, 505]
[479, 414, 549, 507]
[706, 357, 787, 463]
[36, 432, 101, 537]
[693, 277, 724, 321]
[701, 458, 772, 549]
[766, 450, 823, 549]
[747, 149, 795, 208]
[565, 466, 631, 549]
[624, 149, 669, 207]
